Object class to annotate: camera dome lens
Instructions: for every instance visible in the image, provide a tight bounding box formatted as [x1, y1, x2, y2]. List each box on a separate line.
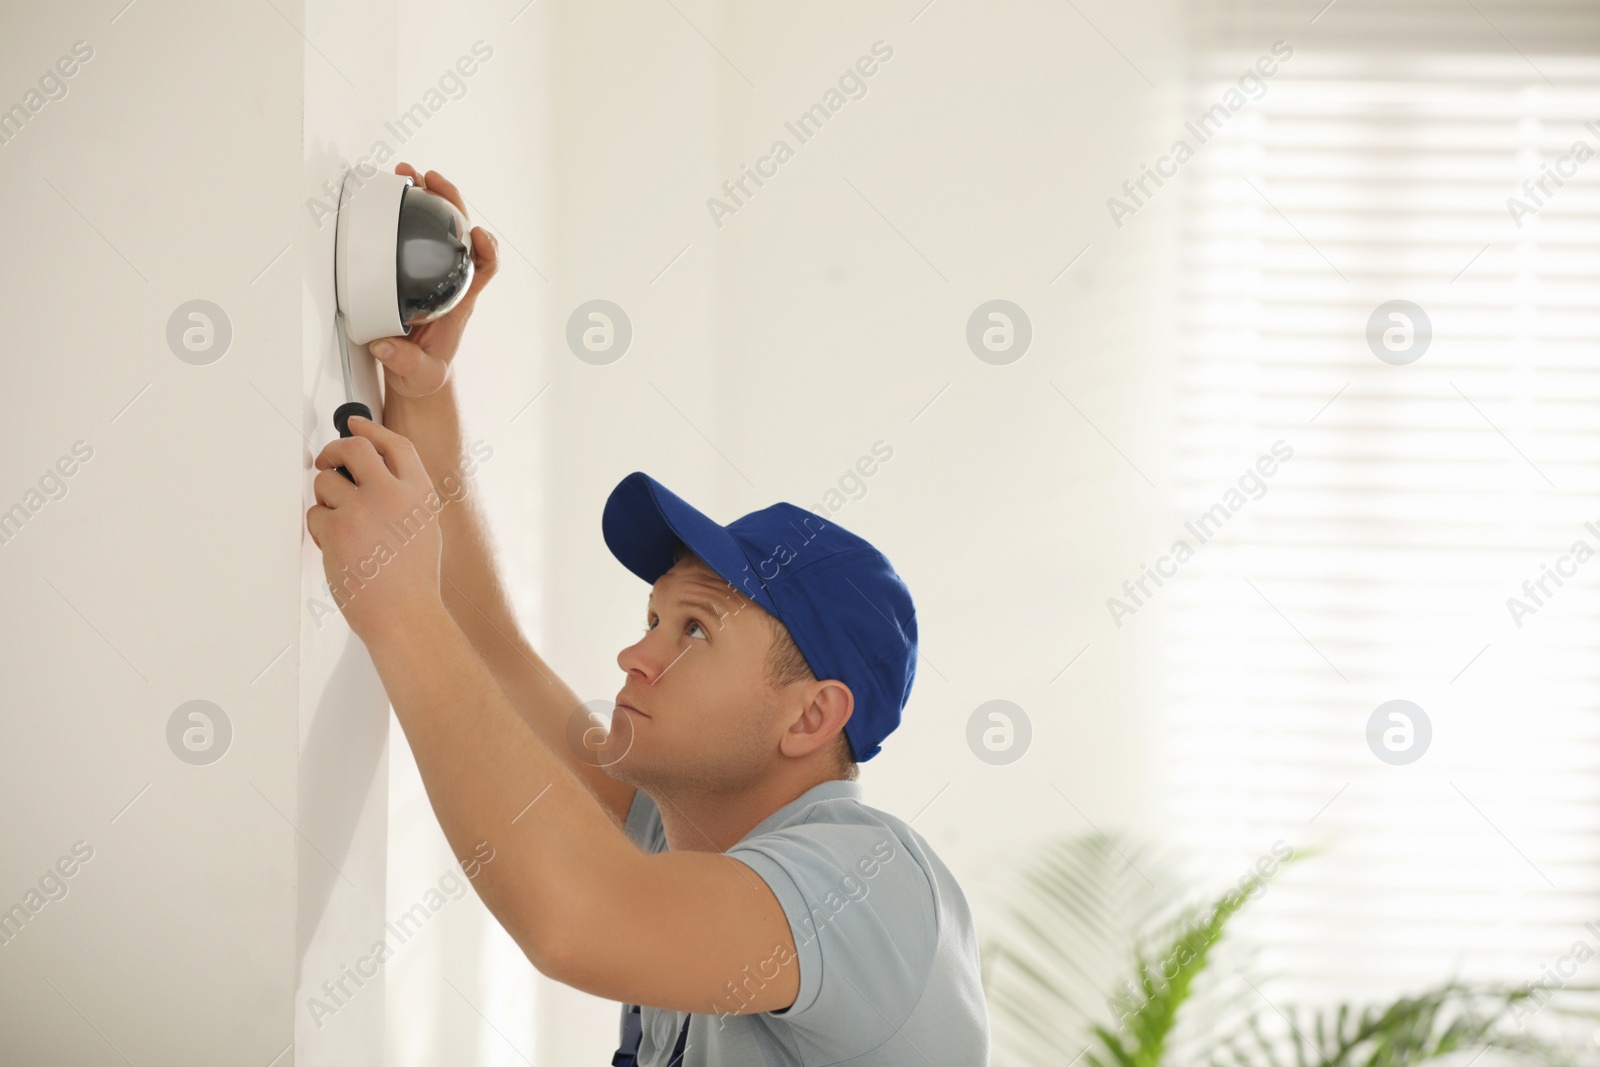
[395, 187, 475, 326]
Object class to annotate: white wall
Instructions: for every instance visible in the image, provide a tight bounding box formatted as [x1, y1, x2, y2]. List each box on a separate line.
[0, 1, 393, 1062]
[702, 0, 1188, 894]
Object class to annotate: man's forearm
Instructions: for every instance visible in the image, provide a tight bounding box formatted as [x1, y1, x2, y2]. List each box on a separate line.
[383, 381, 530, 671]
[382, 377, 639, 827]
[362, 600, 641, 970]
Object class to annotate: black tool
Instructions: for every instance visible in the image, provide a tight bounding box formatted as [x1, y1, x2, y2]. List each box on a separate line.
[332, 310, 370, 483]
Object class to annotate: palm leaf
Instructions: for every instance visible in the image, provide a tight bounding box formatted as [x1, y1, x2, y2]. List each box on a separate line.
[1086, 848, 1292, 1067]
[1213, 981, 1600, 1067]
[981, 831, 1600, 1067]
[983, 834, 1276, 1066]
[981, 834, 1179, 1066]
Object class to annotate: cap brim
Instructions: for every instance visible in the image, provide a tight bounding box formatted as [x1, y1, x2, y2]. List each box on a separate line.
[602, 472, 775, 614]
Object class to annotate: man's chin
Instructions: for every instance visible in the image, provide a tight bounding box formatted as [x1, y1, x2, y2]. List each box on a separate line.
[599, 753, 649, 788]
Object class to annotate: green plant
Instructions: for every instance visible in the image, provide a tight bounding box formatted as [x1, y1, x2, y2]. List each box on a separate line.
[1214, 982, 1595, 1067]
[981, 834, 1600, 1067]
[1088, 864, 1259, 1067]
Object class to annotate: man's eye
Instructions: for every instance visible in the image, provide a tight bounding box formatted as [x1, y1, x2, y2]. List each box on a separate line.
[644, 616, 710, 639]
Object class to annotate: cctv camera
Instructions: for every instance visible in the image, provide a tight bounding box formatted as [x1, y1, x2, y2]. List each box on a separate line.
[328, 167, 475, 481]
[334, 169, 475, 347]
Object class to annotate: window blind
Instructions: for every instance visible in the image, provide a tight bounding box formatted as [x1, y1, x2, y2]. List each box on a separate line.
[1160, 0, 1600, 1013]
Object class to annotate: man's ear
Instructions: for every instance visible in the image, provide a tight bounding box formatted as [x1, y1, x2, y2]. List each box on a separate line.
[781, 680, 853, 759]
[817, 679, 853, 734]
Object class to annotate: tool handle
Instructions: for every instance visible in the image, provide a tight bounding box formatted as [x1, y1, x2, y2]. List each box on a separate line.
[332, 401, 373, 483]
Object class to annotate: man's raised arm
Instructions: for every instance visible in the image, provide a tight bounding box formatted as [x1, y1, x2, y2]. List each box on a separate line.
[306, 417, 800, 1014]
[367, 163, 637, 829]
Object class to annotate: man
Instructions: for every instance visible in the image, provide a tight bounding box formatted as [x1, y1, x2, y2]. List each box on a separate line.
[305, 162, 990, 1065]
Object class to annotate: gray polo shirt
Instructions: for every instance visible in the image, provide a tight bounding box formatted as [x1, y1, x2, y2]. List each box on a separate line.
[620, 778, 990, 1065]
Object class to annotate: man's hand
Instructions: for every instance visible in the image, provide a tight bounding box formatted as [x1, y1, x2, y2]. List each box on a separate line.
[306, 415, 446, 642]
[371, 162, 501, 399]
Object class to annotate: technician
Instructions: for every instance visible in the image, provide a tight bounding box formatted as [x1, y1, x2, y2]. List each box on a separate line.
[305, 162, 991, 1066]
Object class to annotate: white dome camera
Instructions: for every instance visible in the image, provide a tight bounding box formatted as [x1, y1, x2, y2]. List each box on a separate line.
[334, 168, 475, 346]
[329, 168, 474, 479]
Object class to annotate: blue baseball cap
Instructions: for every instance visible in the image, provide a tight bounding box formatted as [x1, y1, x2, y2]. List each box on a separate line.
[601, 471, 918, 762]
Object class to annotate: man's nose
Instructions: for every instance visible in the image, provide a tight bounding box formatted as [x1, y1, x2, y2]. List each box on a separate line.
[617, 630, 662, 679]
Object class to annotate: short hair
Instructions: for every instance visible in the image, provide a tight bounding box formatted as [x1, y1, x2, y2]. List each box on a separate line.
[671, 543, 858, 781]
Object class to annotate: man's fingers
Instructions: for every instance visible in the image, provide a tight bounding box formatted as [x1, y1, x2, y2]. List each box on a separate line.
[422, 169, 469, 219]
[460, 227, 500, 305]
[367, 334, 448, 395]
[305, 503, 327, 550]
[396, 160, 428, 191]
[345, 415, 425, 482]
[312, 467, 357, 509]
[471, 226, 499, 277]
[315, 434, 389, 484]
[394, 161, 470, 219]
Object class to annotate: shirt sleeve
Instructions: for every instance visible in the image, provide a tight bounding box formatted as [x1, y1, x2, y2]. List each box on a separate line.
[725, 821, 938, 1051]
[624, 788, 667, 854]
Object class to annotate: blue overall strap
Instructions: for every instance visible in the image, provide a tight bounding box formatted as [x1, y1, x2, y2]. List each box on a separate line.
[611, 1003, 691, 1066]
